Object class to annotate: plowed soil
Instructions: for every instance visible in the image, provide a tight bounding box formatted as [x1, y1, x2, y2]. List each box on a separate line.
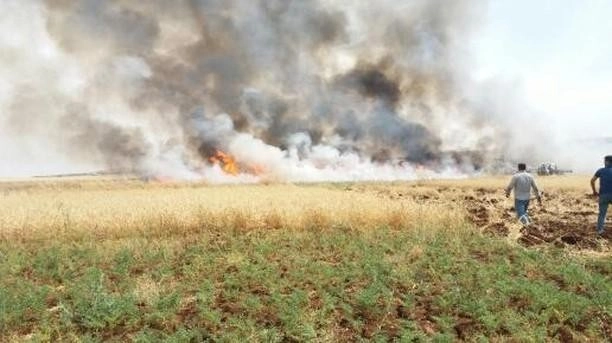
[358, 183, 611, 252]
[464, 188, 611, 250]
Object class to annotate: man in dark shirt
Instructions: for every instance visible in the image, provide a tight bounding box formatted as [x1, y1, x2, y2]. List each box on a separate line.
[591, 155, 612, 235]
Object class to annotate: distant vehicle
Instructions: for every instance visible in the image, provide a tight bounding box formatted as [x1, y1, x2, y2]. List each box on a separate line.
[537, 162, 572, 176]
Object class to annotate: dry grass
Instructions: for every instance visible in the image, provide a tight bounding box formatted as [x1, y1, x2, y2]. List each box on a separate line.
[0, 180, 467, 244]
[0, 175, 594, 243]
[1, 175, 610, 341]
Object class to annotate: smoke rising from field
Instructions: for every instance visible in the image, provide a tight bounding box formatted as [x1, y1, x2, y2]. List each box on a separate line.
[0, 0, 553, 180]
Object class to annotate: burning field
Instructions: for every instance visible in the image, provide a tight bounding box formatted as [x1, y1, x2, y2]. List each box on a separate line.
[0, 2, 610, 340]
[1, 0, 568, 181]
[0, 175, 610, 341]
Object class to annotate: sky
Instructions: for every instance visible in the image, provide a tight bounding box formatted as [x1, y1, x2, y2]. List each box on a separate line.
[473, 0, 612, 140]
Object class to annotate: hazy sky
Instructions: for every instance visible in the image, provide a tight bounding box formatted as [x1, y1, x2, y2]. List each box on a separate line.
[473, 0, 612, 140]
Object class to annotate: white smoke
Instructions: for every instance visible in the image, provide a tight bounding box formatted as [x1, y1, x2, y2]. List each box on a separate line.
[0, 0, 556, 181]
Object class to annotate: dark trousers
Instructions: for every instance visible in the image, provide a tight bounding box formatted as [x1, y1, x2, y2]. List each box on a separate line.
[598, 194, 612, 233]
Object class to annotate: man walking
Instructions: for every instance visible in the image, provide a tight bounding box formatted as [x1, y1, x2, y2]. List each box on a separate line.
[591, 155, 612, 236]
[505, 163, 541, 225]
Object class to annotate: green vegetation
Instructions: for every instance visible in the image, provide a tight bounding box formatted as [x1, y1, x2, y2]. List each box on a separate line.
[1, 224, 610, 342]
[1, 177, 609, 341]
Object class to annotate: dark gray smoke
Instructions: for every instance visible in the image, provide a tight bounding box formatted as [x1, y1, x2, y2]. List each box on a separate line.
[60, 104, 151, 173]
[0, 0, 551, 180]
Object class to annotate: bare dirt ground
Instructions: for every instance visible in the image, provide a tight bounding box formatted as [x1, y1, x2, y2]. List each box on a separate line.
[348, 180, 611, 252]
[464, 187, 611, 250]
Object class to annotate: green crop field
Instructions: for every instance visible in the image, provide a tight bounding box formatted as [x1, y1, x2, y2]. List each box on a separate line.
[0, 176, 610, 341]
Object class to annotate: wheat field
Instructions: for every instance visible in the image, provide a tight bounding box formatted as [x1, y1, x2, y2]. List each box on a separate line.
[1, 175, 610, 341]
[0, 178, 469, 244]
[0, 175, 600, 245]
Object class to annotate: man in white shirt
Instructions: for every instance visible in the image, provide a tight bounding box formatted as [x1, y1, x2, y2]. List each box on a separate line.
[505, 163, 542, 225]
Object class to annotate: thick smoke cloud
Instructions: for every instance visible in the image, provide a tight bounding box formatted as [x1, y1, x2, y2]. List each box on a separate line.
[0, 0, 552, 180]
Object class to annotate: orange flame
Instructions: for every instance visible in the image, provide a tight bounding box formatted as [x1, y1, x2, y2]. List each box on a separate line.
[208, 149, 268, 176]
[209, 150, 239, 175]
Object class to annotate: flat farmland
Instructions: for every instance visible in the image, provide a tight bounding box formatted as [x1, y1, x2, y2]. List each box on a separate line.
[0, 176, 610, 341]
